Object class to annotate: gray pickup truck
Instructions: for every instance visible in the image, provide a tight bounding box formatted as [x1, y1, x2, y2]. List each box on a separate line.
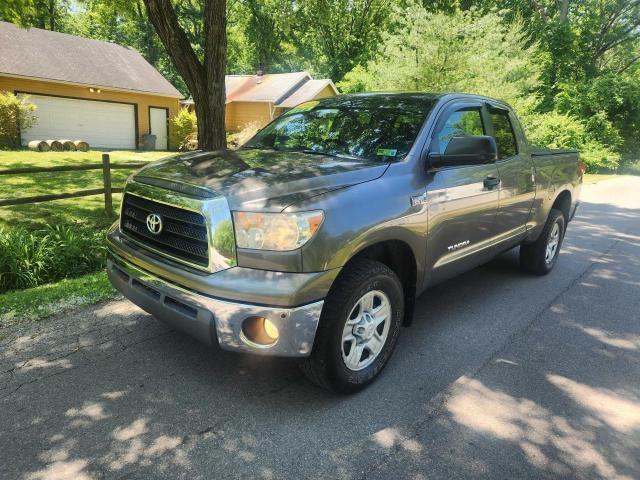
[107, 93, 583, 392]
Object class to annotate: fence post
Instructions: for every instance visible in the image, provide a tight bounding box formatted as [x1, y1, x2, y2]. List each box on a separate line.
[102, 153, 113, 217]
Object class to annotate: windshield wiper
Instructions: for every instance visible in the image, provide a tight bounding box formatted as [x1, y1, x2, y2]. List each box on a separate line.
[296, 149, 363, 160]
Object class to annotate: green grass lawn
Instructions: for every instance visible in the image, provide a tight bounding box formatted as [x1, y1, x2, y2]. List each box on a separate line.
[0, 149, 172, 229]
[0, 150, 172, 328]
[0, 271, 121, 330]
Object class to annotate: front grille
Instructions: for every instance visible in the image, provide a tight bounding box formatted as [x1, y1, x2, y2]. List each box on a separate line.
[121, 194, 209, 268]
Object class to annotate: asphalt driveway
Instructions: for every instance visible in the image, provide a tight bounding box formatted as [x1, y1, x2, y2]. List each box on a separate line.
[1, 177, 639, 480]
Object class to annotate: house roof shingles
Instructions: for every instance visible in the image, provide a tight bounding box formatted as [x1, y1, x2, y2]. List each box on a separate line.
[276, 79, 337, 108]
[0, 21, 181, 97]
[226, 72, 310, 104]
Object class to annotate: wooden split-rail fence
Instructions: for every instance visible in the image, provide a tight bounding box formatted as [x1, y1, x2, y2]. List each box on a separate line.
[0, 154, 147, 217]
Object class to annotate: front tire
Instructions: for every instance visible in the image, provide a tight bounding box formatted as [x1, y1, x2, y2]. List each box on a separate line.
[301, 259, 404, 393]
[520, 208, 566, 275]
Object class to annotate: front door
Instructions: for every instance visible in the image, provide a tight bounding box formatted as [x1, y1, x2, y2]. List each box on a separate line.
[149, 107, 168, 150]
[424, 102, 501, 285]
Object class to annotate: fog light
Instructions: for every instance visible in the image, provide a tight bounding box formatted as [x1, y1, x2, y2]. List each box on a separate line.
[263, 318, 279, 340]
[241, 316, 279, 347]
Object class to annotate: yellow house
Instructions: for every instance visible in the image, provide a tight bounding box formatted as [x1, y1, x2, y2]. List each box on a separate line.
[182, 71, 338, 133]
[0, 21, 181, 150]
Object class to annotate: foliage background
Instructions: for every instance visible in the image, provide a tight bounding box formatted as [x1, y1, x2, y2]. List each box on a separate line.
[2, 0, 639, 170]
[0, 91, 37, 149]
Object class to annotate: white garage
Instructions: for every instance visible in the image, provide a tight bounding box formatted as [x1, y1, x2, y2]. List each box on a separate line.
[20, 94, 136, 149]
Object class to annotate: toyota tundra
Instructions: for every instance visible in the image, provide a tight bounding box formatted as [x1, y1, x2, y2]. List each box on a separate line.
[107, 93, 583, 392]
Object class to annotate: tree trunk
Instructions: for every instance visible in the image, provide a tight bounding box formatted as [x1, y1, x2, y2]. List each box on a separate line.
[48, 0, 55, 30]
[143, 0, 226, 150]
[559, 0, 569, 23]
[203, 0, 227, 150]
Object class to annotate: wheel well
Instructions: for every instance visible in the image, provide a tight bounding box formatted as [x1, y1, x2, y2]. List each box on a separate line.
[350, 240, 417, 326]
[552, 190, 572, 224]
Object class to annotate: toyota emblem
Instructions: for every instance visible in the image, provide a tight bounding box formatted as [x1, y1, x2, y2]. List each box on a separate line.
[146, 213, 163, 235]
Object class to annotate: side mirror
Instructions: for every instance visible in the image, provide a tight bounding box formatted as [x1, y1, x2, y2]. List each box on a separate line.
[428, 135, 497, 168]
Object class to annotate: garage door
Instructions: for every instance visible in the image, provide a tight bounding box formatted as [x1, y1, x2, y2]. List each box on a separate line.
[20, 94, 136, 149]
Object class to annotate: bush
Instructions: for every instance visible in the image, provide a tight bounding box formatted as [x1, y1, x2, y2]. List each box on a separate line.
[580, 141, 621, 172]
[170, 108, 198, 151]
[0, 225, 106, 293]
[556, 75, 640, 156]
[522, 111, 585, 150]
[522, 111, 620, 172]
[0, 91, 37, 149]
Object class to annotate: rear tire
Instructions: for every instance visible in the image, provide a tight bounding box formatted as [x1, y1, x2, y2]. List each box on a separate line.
[520, 208, 565, 275]
[301, 259, 404, 393]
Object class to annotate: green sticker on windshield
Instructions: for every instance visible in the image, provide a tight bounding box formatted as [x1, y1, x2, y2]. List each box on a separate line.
[377, 148, 397, 157]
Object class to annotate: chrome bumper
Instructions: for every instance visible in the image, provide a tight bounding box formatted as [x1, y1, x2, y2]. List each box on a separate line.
[107, 254, 324, 357]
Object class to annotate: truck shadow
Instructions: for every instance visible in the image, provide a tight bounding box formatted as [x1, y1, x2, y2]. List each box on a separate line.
[1, 198, 639, 479]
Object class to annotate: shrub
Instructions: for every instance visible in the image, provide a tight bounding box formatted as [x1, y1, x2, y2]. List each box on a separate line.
[556, 75, 640, 156]
[580, 141, 620, 172]
[170, 108, 198, 151]
[521, 111, 620, 172]
[0, 225, 106, 293]
[0, 91, 37, 149]
[522, 111, 585, 150]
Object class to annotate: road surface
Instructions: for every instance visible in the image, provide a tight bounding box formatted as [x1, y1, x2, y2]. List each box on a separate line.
[2, 177, 639, 480]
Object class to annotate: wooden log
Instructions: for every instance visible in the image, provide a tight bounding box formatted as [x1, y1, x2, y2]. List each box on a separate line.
[0, 188, 106, 207]
[59, 139, 77, 151]
[46, 140, 63, 152]
[74, 140, 90, 152]
[27, 140, 49, 152]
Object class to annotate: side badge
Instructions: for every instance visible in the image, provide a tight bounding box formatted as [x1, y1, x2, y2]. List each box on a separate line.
[410, 193, 428, 207]
[448, 240, 470, 251]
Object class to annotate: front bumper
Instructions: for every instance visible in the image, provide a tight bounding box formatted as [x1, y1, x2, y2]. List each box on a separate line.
[107, 254, 324, 357]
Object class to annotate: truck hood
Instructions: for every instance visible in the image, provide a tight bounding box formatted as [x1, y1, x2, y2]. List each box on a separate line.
[133, 149, 388, 211]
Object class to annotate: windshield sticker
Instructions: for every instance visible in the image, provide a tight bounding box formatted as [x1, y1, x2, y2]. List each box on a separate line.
[376, 148, 398, 157]
[286, 100, 320, 115]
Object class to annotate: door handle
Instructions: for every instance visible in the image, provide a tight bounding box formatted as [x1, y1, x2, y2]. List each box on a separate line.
[483, 176, 501, 190]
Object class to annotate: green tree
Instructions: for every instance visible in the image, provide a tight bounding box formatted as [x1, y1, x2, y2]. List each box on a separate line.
[339, 3, 540, 107]
[290, 0, 394, 81]
[1, 0, 71, 31]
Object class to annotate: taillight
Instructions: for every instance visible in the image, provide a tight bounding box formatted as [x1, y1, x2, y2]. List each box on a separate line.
[578, 161, 586, 176]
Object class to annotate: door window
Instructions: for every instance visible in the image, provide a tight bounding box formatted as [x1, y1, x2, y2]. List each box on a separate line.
[434, 108, 485, 154]
[490, 111, 518, 159]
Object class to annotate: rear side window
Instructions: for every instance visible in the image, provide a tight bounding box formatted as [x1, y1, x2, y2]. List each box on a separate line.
[434, 108, 485, 154]
[490, 111, 518, 159]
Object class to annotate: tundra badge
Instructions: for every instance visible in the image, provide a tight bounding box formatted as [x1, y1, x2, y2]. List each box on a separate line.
[448, 240, 470, 251]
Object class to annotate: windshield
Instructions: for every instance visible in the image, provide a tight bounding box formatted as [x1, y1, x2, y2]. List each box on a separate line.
[244, 96, 436, 161]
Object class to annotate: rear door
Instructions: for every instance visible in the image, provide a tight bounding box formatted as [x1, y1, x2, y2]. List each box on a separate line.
[487, 104, 535, 241]
[425, 101, 501, 283]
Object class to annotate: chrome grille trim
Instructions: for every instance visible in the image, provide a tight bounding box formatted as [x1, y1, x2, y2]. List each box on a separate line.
[119, 180, 237, 273]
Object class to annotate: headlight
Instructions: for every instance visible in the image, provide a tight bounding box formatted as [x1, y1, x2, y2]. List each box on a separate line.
[233, 211, 324, 251]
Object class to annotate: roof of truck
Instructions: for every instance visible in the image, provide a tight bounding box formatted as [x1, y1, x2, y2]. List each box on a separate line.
[312, 92, 510, 107]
